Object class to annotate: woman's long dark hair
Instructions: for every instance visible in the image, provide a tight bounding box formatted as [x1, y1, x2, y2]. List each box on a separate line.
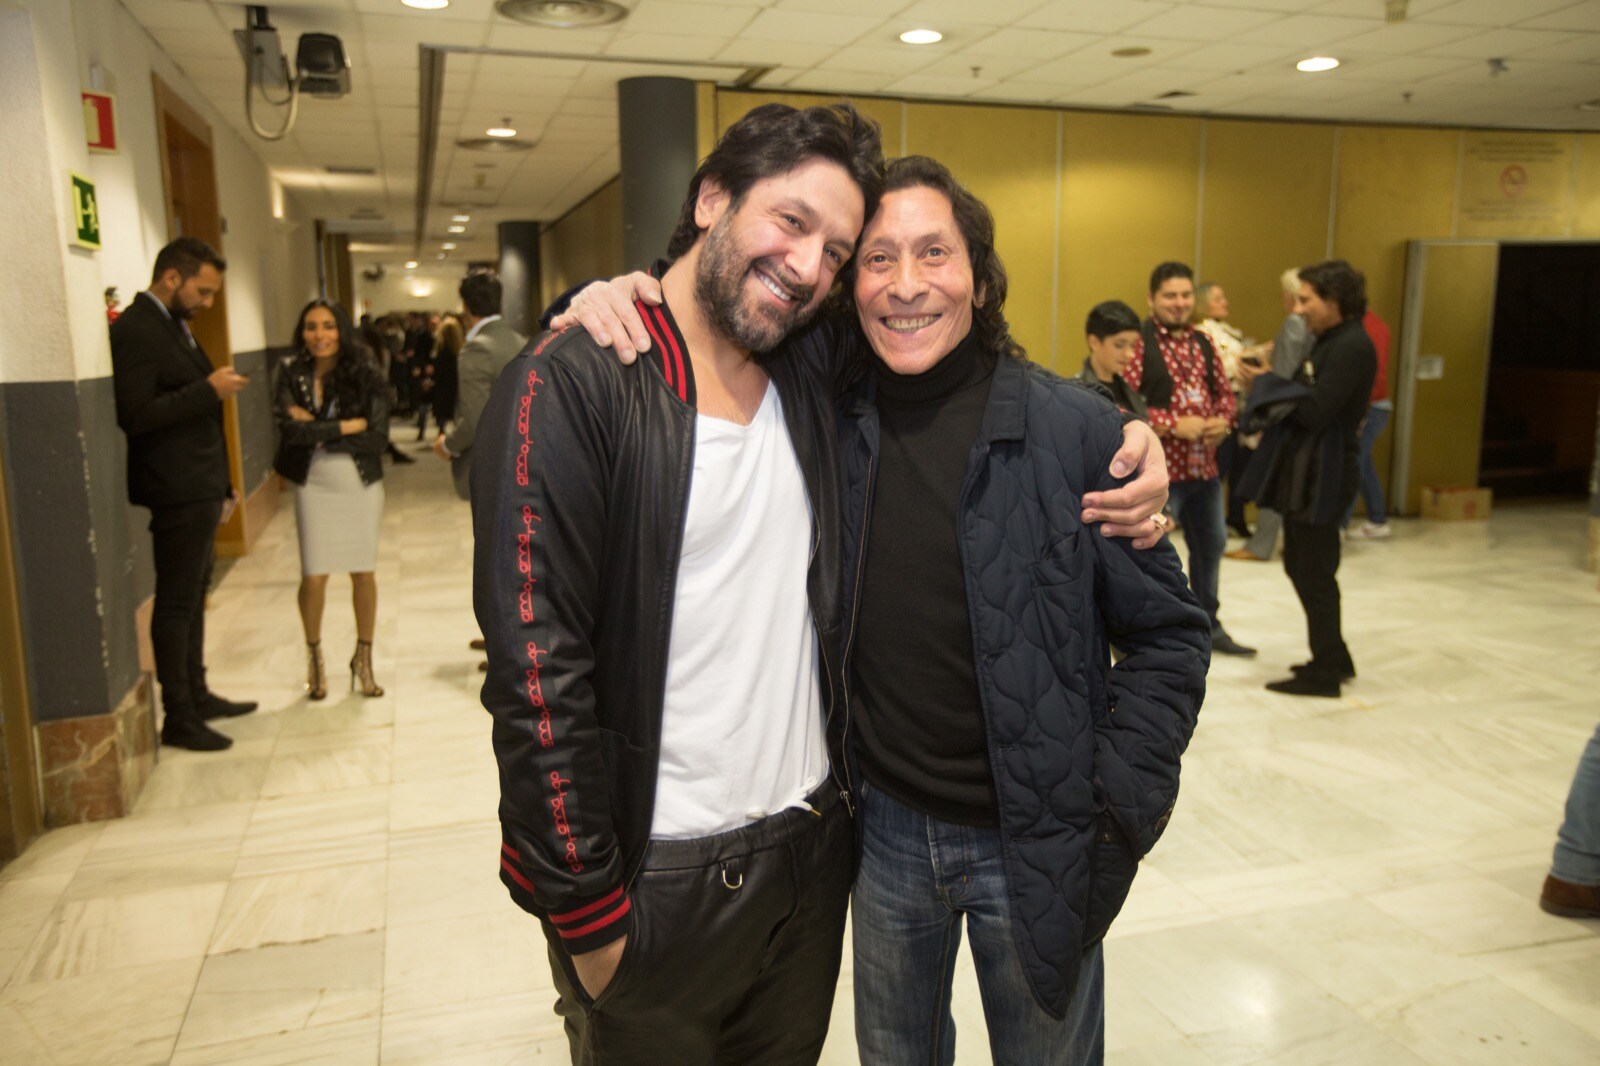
[293, 299, 382, 412]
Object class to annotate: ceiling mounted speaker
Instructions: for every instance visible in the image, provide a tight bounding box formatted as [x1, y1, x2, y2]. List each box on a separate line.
[495, 0, 629, 28]
[456, 136, 537, 152]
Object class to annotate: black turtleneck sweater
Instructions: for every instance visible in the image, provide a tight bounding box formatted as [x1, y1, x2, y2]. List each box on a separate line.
[852, 329, 1000, 826]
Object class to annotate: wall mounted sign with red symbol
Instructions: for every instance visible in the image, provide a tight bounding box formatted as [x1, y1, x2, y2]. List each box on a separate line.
[82, 91, 118, 153]
[1458, 132, 1572, 238]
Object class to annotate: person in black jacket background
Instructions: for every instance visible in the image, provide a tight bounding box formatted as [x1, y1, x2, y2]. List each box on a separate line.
[273, 300, 390, 700]
[111, 237, 257, 752]
[1267, 260, 1377, 698]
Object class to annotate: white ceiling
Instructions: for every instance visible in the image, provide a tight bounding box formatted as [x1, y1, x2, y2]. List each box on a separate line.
[121, 0, 1600, 271]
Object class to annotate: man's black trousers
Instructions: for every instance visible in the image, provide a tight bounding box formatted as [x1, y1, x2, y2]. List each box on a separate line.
[1282, 518, 1353, 678]
[148, 499, 222, 718]
[542, 783, 853, 1065]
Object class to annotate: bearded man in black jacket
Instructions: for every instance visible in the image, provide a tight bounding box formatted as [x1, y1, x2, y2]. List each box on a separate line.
[111, 237, 258, 752]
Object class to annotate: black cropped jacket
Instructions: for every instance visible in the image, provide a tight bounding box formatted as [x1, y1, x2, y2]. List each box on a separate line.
[272, 353, 390, 486]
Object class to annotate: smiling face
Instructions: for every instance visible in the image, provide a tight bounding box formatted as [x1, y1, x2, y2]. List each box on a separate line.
[852, 185, 979, 376]
[300, 305, 341, 360]
[1149, 276, 1195, 330]
[692, 157, 863, 353]
[1295, 281, 1344, 334]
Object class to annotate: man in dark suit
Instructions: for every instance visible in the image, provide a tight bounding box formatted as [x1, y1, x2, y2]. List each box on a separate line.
[432, 271, 527, 499]
[112, 237, 257, 751]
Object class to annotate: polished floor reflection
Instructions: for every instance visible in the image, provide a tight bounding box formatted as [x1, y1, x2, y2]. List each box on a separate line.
[1, 442, 1596, 1064]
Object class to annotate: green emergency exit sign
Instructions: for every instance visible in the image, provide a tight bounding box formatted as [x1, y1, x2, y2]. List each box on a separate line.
[70, 171, 100, 249]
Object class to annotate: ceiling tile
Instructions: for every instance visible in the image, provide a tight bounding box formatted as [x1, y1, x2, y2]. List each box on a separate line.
[713, 39, 837, 67]
[739, 8, 888, 46]
[783, 69, 901, 94]
[1122, 4, 1289, 41]
[1418, 0, 1584, 26]
[1326, 20, 1487, 55]
[1512, 1, 1600, 32]
[816, 44, 942, 76]
[961, 27, 1101, 59]
[1424, 28, 1582, 59]
[603, 32, 737, 61]
[616, 1, 762, 37]
[1162, 41, 1301, 72]
[1232, 14, 1376, 47]
[1018, 0, 1177, 36]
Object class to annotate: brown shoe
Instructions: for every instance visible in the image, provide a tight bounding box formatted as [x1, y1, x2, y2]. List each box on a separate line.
[470, 637, 486, 651]
[1540, 874, 1600, 918]
[1225, 547, 1268, 561]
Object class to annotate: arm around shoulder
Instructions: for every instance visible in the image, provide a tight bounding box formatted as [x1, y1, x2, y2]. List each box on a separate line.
[1084, 410, 1209, 856]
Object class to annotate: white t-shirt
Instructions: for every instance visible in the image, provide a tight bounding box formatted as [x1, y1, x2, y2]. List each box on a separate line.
[650, 383, 829, 840]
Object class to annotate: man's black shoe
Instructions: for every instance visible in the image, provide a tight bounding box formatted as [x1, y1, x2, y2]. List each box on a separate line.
[1291, 661, 1355, 682]
[161, 717, 233, 751]
[198, 694, 258, 720]
[1210, 627, 1257, 657]
[1266, 673, 1341, 698]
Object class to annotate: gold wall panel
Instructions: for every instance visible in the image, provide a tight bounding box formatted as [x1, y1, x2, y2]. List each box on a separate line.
[1198, 120, 1336, 345]
[903, 103, 1061, 366]
[1057, 111, 1203, 369]
[1332, 126, 1460, 508]
[714, 91, 904, 160]
[1404, 242, 1499, 514]
[539, 177, 624, 311]
[1573, 134, 1600, 236]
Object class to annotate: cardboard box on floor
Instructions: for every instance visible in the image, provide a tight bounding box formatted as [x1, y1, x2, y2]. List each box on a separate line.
[1420, 486, 1493, 520]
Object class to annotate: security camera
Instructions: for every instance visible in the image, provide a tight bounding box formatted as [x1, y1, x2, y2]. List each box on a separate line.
[236, 6, 353, 140]
[296, 33, 351, 98]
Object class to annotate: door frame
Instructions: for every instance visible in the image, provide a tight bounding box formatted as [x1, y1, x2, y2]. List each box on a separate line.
[0, 433, 42, 864]
[151, 74, 249, 554]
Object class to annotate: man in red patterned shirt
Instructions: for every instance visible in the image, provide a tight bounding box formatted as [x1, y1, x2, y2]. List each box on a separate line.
[1123, 261, 1256, 657]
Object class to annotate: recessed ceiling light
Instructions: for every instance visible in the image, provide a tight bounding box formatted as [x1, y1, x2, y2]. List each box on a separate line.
[442, 242, 457, 250]
[1112, 46, 1152, 58]
[1296, 56, 1340, 73]
[404, 260, 419, 269]
[448, 225, 466, 233]
[900, 28, 942, 45]
[402, 0, 450, 9]
[451, 214, 471, 222]
[486, 125, 517, 138]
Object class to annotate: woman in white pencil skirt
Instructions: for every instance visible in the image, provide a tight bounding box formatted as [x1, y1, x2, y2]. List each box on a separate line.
[273, 299, 390, 699]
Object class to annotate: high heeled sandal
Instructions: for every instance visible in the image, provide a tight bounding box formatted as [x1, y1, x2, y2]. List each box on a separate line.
[306, 641, 328, 701]
[349, 639, 384, 698]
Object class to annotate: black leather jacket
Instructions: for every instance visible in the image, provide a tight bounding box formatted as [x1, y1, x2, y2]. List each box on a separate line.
[473, 311, 847, 954]
[272, 353, 390, 486]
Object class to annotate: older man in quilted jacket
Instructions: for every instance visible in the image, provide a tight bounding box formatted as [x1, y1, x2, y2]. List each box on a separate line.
[832, 157, 1209, 1065]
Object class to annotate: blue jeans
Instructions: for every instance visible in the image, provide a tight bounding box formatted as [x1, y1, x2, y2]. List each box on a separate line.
[853, 780, 1105, 1066]
[1166, 478, 1225, 628]
[1552, 723, 1600, 885]
[1343, 402, 1391, 527]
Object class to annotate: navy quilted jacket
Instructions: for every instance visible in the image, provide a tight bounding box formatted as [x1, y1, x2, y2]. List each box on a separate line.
[839, 354, 1211, 1017]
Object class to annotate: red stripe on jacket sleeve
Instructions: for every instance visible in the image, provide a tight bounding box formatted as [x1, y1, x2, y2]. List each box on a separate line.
[555, 897, 632, 940]
[549, 884, 626, 924]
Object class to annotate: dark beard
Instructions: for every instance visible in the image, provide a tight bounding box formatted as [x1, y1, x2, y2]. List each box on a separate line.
[693, 218, 817, 353]
[167, 296, 195, 321]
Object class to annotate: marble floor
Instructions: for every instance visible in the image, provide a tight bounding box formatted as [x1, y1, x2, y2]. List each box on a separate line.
[2, 439, 1597, 1065]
